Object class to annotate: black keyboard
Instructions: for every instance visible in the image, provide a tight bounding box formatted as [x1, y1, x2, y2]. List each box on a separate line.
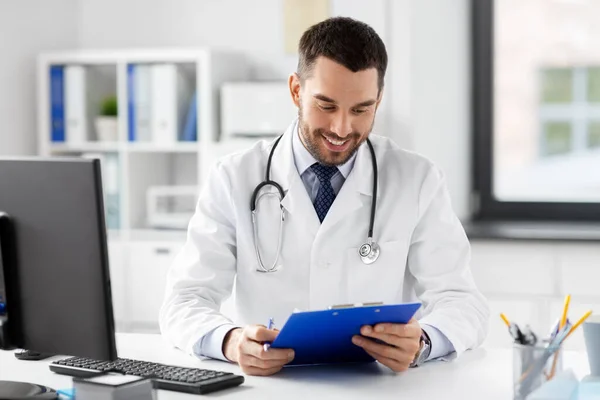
[50, 356, 244, 395]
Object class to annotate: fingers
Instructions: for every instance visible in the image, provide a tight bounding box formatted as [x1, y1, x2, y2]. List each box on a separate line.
[243, 365, 285, 376]
[234, 325, 295, 376]
[359, 326, 421, 354]
[239, 352, 293, 370]
[352, 336, 415, 365]
[360, 326, 400, 346]
[245, 340, 294, 361]
[245, 325, 279, 342]
[368, 320, 421, 339]
[363, 349, 410, 373]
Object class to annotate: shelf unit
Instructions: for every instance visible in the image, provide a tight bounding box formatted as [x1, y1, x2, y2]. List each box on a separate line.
[38, 48, 249, 240]
[37, 48, 249, 332]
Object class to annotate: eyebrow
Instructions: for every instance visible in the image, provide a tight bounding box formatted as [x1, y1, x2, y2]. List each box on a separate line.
[313, 94, 377, 108]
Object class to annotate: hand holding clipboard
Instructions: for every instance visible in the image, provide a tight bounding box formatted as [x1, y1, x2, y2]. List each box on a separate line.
[270, 302, 422, 366]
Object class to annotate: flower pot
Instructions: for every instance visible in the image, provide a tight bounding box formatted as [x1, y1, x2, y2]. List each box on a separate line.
[95, 116, 118, 142]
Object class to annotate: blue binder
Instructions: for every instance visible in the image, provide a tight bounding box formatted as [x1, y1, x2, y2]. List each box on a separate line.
[49, 65, 65, 142]
[270, 302, 422, 366]
[181, 92, 197, 142]
[127, 64, 136, 142]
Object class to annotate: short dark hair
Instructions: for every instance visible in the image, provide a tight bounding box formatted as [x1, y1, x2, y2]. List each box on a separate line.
[297, 16, 388, 93]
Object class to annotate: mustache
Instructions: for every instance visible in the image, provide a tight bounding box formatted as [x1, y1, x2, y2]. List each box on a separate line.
[315, 129, 361, 141]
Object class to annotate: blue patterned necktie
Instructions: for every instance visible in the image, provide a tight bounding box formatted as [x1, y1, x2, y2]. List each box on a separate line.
[310, 163, 339, 223]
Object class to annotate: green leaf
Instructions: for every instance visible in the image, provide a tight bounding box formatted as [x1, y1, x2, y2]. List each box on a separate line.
[100, 95, 118, 117]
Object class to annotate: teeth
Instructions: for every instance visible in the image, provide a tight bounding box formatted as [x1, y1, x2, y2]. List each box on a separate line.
[324, 136, 347, 146]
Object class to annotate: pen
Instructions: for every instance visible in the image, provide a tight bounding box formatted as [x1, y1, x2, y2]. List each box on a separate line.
[564, 310, 592, 340]
[263, 317, 274, 352]
[548, 310, 592, 380]
[500, 313, 525, 345]
[560, 295, 571, 330]
[548, 318, 560, 340]
[522, 325, 537, 346]
[549, 295, 571, 378]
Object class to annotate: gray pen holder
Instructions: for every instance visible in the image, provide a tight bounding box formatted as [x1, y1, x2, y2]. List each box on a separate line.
[513, 343, 563, 400]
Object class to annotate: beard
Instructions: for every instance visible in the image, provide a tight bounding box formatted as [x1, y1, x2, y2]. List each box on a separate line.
[297, 105, 374, 167]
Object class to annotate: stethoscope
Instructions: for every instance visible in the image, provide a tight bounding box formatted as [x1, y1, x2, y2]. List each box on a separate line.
[251, 134, 380, 273]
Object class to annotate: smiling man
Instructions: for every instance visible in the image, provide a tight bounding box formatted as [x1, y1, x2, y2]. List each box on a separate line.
[160, 16, 489, 376]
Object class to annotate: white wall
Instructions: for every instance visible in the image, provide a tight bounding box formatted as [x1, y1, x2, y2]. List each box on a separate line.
[0, 0, 79, 156]
[77, 0, 297, 80]
[76, 0, 386, 80]
[0, 0, 473, 212]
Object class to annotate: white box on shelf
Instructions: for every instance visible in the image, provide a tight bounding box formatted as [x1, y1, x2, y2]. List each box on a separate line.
[220, 82, 297, 140]
[146, 185, 198, 230]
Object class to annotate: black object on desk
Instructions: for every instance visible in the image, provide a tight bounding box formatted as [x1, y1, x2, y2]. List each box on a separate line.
[14, 349, 54, 361]
[0, 159, 243, 396]
[51, 356, 244, 395]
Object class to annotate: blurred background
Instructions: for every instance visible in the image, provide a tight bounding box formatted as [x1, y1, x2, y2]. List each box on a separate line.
[0, 0, 598, 352]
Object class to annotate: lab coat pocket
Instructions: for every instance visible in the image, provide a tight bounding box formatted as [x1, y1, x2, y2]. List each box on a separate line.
[346, 240, 407, 304]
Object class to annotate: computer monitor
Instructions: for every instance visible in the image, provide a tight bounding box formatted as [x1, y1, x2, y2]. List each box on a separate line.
[0, 158, 117, 397]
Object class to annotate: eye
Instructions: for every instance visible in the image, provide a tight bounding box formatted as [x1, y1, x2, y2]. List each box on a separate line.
[318, 103, 336, 112]
[352, 108, 367, 115]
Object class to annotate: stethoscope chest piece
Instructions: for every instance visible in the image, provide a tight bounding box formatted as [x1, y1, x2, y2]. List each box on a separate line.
[359, 239, 380, 265]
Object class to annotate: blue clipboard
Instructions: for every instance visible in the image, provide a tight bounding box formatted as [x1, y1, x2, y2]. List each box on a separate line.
[270, 302, 422, 366]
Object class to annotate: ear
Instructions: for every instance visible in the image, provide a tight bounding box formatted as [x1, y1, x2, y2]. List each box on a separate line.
[289, 72, 301, 108]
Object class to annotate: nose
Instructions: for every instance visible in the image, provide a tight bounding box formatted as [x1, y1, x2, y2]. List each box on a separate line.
[330, 114, 353, 138]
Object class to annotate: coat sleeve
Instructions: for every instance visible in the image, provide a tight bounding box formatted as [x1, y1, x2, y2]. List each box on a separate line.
[409, 164, 490, 356]
[159, 160, 238, 356]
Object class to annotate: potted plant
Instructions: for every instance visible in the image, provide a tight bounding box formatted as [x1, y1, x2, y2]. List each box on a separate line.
[95, 95, 118, 142]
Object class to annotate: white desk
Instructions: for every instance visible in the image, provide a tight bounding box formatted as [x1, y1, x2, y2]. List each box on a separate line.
[0, 333, 591, 399]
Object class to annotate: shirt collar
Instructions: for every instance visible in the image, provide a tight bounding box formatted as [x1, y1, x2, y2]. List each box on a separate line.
[291, 120, 357, 179]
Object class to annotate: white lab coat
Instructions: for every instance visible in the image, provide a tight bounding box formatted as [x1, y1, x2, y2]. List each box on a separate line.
[159, 121, 489, 358]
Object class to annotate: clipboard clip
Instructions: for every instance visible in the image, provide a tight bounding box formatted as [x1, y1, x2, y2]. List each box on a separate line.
[328, 302, 383, 310]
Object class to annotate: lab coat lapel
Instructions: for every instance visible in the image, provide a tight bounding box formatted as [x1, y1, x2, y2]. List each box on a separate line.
[319, 140, 375, 235]
[270, 121, 321, 236]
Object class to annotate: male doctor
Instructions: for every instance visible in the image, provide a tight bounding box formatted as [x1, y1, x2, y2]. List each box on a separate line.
[160, 16, 489, 376]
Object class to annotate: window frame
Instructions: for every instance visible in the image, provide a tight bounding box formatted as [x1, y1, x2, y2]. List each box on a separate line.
[471, 0, 600, 222]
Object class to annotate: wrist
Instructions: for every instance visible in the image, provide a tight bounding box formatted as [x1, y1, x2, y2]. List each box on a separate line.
[410, 331, 431, 368]
[223, 328, 242, 363]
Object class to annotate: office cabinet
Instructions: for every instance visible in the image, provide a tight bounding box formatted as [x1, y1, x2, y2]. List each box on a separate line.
[125, 242, 183, 331]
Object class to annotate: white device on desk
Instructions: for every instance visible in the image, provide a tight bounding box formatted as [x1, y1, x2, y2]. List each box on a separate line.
[73, 373, 156, 400]
[146, 185, 198, 230]
[220, 82, 297, 139]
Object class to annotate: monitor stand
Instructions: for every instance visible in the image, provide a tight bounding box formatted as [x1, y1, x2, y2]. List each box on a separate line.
[0, 381, 57, 399]
[0, 214, 57, 398]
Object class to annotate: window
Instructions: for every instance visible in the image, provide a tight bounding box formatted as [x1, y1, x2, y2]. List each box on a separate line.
[540, 67, 600, 157]
[472, 0, 600, 221]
